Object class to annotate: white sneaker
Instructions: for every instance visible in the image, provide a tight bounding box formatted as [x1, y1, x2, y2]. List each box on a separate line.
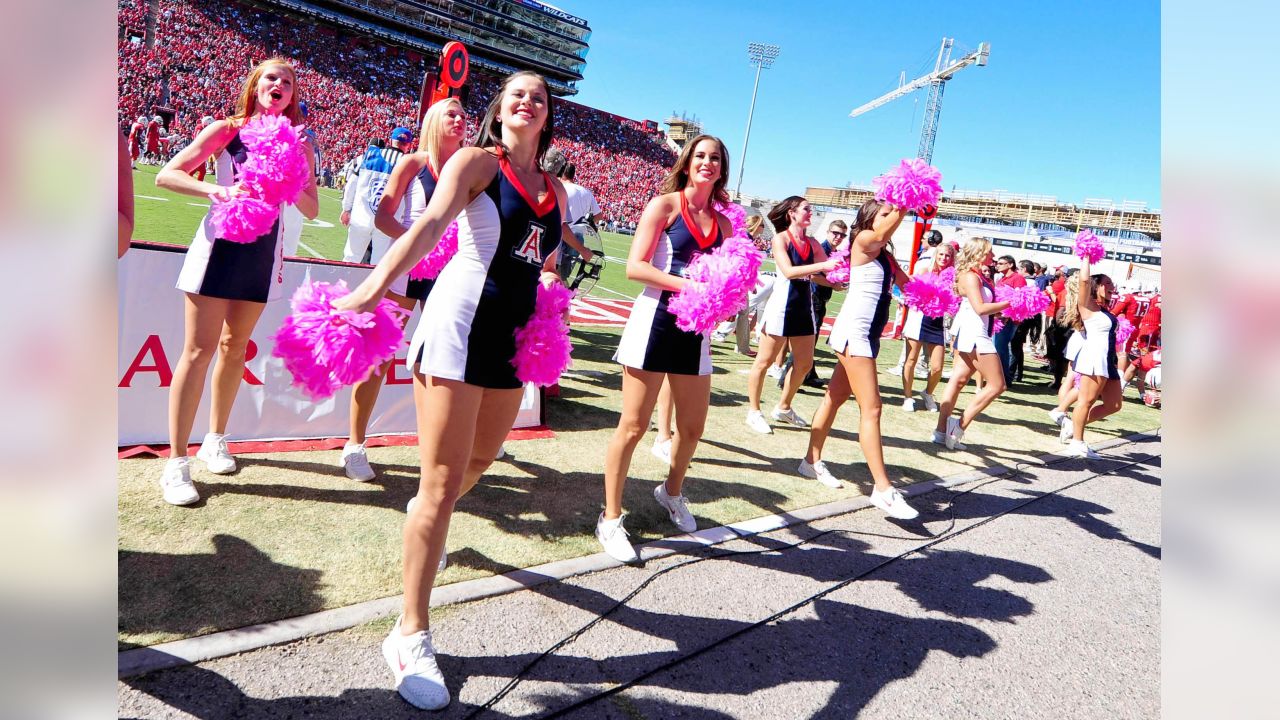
[340, 444, 376, 482]
[902, 398, 917, 412]
[798, 459, 843, 489]
[886, 363, 904, 376]
[1060, 418, 1075, 444]
[653, 485, 697, 532]
[711, 332, 729, 342]
[870, 486, 919, 520]
[1047, 409, 1066, 426]
[914, 364, 929, 380]
[495, 444, 507, 460]
[771, 406, 809, 428]
[944, 417, 966, 450]
[930, 430, 947, 446]
[596, 513, 639, 563]
[196, 433, 236, 474]
[651, 437, 672, 464]
[1065, 439, 1101, 460]
[745, 410, 773, 434]
[382, 616, 450, 710]
[159, 457, 199, 506]
[766, 365, 785, 380]
[921, 392, 938, 412]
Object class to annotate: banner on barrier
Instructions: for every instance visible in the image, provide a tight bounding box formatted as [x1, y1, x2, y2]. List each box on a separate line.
[117, 244, 541, 446]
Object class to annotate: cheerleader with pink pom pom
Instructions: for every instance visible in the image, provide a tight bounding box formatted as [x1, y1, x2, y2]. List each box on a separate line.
[745, 196, 843, 435]
[331, 97, 469, 482]
[331, 71, 571, 710]
[602, 135, 737, 563]
[153, 58, 317, 506]
[1044, 256, 1125, 459]
[899, 241, 958, 412]
[932, 238, 1013, 452]
[799, 198, 920, 520]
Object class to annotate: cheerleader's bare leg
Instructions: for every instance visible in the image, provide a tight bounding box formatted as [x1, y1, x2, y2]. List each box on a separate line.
[207, 298, 267, 435]
[662, 373, 711, 498]
[805, 359, 851, 464]
[603, 367, 665, 520]
[168, 293, 228, 456]
[348, 291, 417, 444]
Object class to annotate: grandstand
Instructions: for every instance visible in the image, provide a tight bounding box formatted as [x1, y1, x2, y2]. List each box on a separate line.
[117, 0, 674, 224]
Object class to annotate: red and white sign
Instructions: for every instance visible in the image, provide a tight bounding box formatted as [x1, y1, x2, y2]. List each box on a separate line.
[118, 244, 541, 446]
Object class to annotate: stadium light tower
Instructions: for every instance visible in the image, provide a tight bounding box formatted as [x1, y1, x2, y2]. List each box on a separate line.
[735, 42, 780, 200]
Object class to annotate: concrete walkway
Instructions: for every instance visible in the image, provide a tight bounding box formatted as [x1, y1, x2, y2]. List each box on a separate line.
[120, 435, 1160, 719]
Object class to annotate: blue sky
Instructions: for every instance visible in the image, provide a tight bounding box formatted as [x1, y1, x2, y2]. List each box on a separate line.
[563, 0, 1160, 208]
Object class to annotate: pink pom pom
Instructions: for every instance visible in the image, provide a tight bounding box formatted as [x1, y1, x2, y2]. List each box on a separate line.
[872, 158, 943, 211]
[714, 200, 749, 240]
[994, 285, 1052, 323]
[1072, 372, 1082, 389]
[1074, 229, 1105, 264]
[239, 114, 311, 207]
[902, 267, 961, 317]
[991, 316, 1005, 336]
[668, 236, 764, 335]
[408, 222, 459, 280]
[208, 194, 278, 243]
[271, 281, 408, 401]
[825, 245, 851, 285]
[1115, 316, 1135, 351]
[512, 282, 575, 386]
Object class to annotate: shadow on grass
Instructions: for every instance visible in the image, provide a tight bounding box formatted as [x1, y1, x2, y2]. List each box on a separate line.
[118, 535, 324, 649]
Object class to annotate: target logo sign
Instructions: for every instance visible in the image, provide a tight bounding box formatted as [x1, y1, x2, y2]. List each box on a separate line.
[441, 42, 469, 89]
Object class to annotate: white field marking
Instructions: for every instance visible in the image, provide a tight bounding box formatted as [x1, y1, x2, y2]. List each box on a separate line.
[585, 284, 633, 300]
[297, 240, 322, 258]
[136, 194, 170, 201]
[187, 202, 210, 208]
[304, 218, 335, 228]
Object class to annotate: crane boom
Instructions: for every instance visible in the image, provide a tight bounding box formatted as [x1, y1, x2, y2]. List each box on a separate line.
[848, 41, 989, 118]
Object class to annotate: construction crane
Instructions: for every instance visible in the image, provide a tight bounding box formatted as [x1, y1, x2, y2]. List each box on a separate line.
[849, 37, 990, 164]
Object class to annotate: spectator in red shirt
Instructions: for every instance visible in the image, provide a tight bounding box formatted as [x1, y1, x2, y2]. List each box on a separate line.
[992, 255, 1025, 380]
[1045, 267, 1073, 389]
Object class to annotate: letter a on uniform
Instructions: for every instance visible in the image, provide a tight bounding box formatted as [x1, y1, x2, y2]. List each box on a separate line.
[512, 222, 546, 265]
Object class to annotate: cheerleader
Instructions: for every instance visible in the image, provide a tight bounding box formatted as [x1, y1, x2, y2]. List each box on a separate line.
[932, 238, 1012, 450]
[799, 199, 918, 519]
[745, 196, 841, 434]
[1052, 259, 1124, 458]
[333, 71, 568, 710]
[600, 134, 734, 563]
[336, 97, 467, 482]
[900, 241, 956, 411]
[154, 59, 317, 506]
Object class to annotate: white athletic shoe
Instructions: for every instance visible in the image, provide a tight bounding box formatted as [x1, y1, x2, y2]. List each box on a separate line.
[771, 406, 809, 428]
[596, 513, 639, 563]
[382, 616, 450, 710]
[914, 364, 929, 380]
[745, 410, 773, 434]
[798, 459, 843, 489]
[404, 498, 448, 572]
[651, 437, 672, 464]
[159, 457, 199, 506]
[886, 363, 904, 376]
[902, 398, 917, 413]
[921, 392, 938, 412]
[196, 433, 236, 474]
[653, 485, 697, 532]
[711, 331, 729, 342]
[495, 444, 507, 460]
[766, 365, 785, 380]
[1065, 439, 1102, 460]
[870, 486, 920, 520]
[1060, 419, 1075, 444]
[1047, 409, 1066, 426]
[930, 430, 947, 446]
[340, 444, 376, 482]
[944, 417, 966, 451]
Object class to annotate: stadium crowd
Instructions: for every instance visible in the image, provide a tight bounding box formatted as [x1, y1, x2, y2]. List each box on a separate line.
[117, 0, 674, 224]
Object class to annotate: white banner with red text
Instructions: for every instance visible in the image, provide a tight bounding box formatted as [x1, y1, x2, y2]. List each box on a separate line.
[117, 244, 541, 446]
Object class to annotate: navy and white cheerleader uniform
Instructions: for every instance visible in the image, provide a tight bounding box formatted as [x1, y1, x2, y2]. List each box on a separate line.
[407, 154, 561, 389]
[614, 195, 723, 376]
[1067, 310, 1121, 380]
[903, 272, 947, 346]
[397, 161, 440, 302]
[758, 232, 819, 337]
[952, 269, 997, 354]
[176, 131, 285, 303]
[827, 251, 894, 358]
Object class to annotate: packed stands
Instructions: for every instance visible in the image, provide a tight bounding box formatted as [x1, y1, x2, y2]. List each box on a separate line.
[117, 0, 673, 225]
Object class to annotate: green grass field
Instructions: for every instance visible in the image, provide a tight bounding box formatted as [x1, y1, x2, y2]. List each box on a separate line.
[121, 166, 1159, 648]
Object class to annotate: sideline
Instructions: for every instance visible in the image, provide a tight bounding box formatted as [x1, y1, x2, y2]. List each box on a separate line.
[118, 430, 1159, 678]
